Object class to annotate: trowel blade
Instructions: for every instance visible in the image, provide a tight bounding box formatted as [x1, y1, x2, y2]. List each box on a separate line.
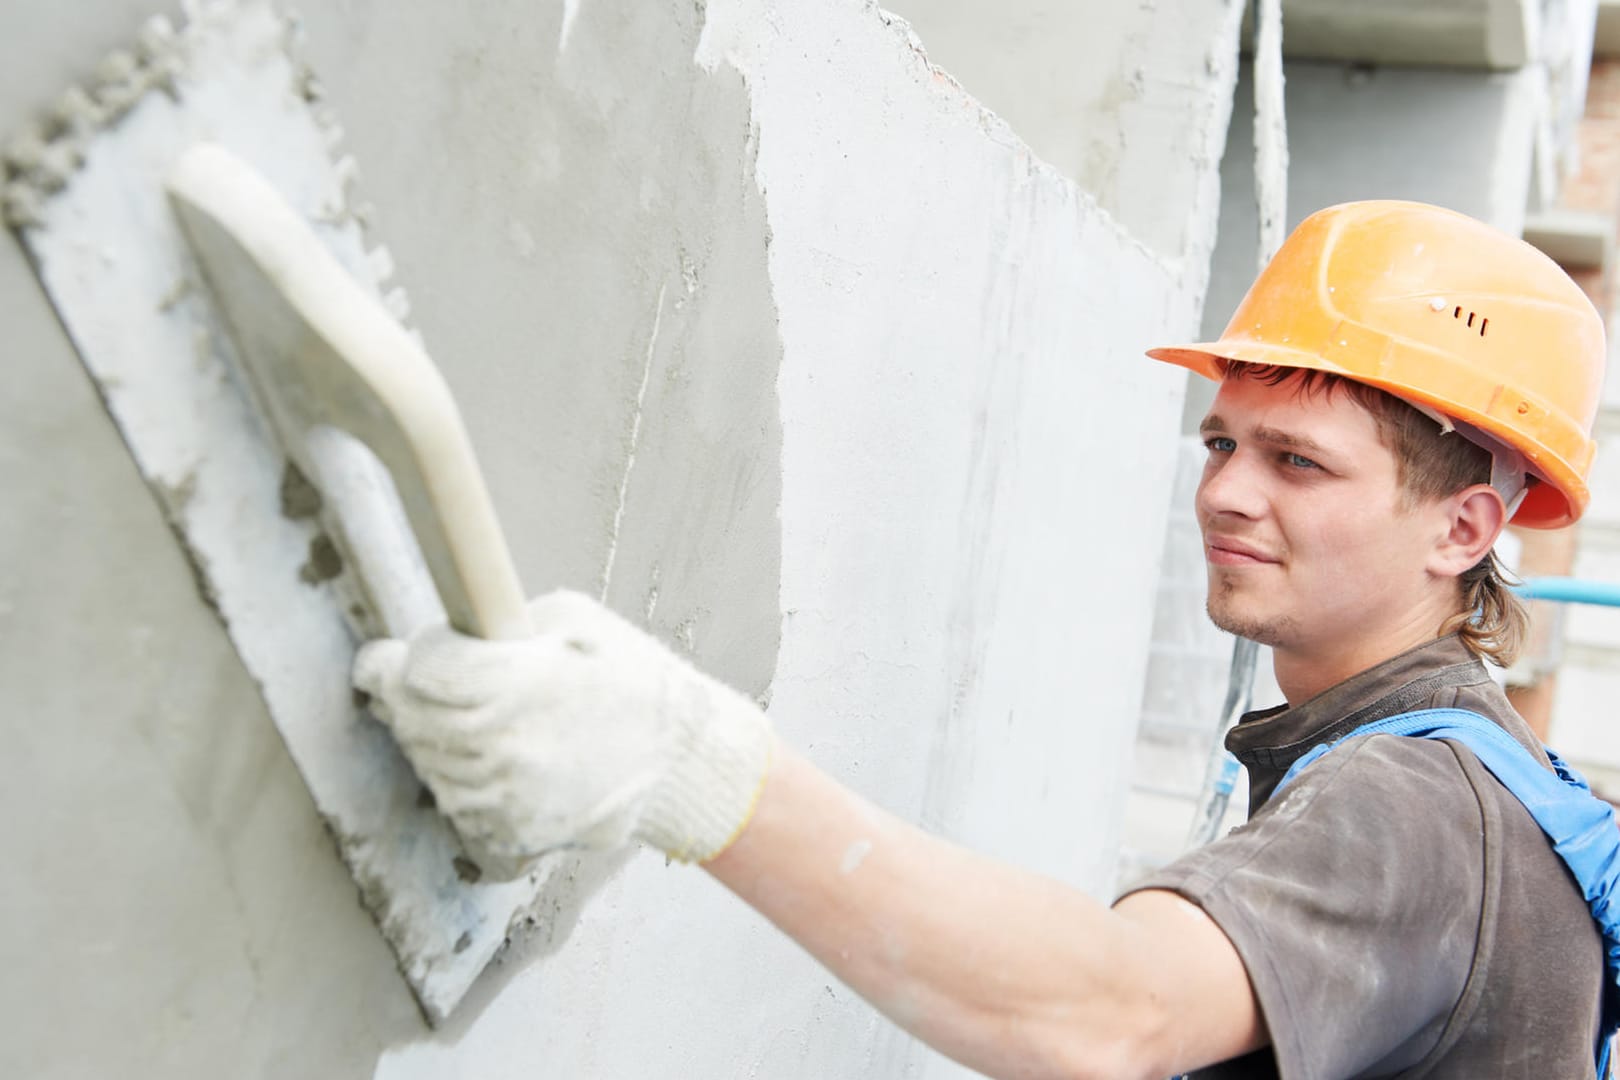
[5, 0, 551, 1024]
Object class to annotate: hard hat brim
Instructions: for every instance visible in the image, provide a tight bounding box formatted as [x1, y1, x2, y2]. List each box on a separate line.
[1145, 341, 1583, 529]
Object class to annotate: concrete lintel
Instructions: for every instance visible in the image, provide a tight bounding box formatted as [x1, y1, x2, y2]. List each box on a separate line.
[1598, 0, 1620, 57]
[1255, 0, 1535, 71]
[1523, 207, 1615, 269]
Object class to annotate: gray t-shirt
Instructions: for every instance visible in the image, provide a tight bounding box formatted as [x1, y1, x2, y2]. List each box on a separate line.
[1124, 636, 1603, 1078]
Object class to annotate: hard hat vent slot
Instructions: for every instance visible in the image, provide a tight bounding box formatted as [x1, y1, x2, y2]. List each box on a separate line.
[1452, 305, 1489, 337]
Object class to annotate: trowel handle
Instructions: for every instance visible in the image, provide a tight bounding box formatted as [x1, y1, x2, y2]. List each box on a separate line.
[167, 144, 531, 641]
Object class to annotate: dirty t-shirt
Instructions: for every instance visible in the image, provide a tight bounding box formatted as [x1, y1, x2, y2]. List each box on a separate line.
[1123, 636, 1603, 1079]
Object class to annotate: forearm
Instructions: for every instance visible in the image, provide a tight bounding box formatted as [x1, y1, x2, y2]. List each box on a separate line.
[704, 739, 1171, 1080]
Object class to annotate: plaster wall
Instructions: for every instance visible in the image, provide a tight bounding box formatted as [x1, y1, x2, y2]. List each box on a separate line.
[878, 0, 1245, 265]
[0, 0, 1230, 1076]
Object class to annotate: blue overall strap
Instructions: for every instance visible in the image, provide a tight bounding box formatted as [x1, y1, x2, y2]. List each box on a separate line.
[1273, 707, 1620, 1076]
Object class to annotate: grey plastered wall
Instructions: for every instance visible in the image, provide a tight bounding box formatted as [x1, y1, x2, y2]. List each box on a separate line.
[0, 1, 1236, 1076]
[880, 0, 1246, 267]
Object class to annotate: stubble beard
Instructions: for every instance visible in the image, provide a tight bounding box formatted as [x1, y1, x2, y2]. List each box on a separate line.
[1205, 576, 1297, 647]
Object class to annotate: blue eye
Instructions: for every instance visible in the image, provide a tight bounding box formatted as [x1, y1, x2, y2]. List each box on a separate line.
[1285, 452, 1321, 470]
[1205, 436, 1236, 454]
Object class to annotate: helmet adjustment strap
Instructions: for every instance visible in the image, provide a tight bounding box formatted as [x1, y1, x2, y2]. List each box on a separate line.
[1398, 397, 1530, 517]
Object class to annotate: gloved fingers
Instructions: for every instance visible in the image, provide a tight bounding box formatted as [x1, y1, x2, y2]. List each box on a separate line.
[389, 721, 494, 766]
[398, 625, 545, 708]
[441, 795, 557, 861]
[526, 590, 688, 678]
[352, 638, 408, 727]
[409, 740, 513, 788]
[458, 844, 537, 884]
[524, 588, 610, 635]
[439, 774, 630, 857]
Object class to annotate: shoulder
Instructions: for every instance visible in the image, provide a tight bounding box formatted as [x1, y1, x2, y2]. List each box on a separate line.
[1234, 730, 1488, 855]
[1138, 732, 1491, 939]
[1127, 734, 1489, 1078]
[1271, 730, 1484, 823]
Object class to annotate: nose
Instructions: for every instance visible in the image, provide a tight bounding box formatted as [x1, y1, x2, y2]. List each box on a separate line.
[1195, 447, 1267, 524]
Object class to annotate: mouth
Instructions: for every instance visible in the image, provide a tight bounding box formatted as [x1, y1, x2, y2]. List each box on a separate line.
[1205, 536, 1280, 567]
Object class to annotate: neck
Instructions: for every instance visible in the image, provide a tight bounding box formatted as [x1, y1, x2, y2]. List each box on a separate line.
[1271, 607, 1453, 705]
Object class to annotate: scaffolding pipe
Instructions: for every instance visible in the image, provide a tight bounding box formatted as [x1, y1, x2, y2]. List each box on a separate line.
[1515, 577, 1620, 608]
[1186, 0, 1287, 849]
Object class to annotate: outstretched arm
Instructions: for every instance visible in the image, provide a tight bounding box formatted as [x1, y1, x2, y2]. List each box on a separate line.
[355, 591, 1264, 1079]
[708, 742, 1265, 1080]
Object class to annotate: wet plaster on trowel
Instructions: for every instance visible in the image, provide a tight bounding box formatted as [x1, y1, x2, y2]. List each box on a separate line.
[0, 13, 430, 1078]
[5, 0, 585, 1027]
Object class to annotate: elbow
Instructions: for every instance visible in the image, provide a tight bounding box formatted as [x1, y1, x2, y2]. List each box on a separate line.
[1057, 1032, 1174, 1080]
[988, 1001, 1177, 1080]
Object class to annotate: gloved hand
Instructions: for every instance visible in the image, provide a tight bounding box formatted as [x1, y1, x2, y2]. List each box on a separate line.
[352, 589, 774, 880]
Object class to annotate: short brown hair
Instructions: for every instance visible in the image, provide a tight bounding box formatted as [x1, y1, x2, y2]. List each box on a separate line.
[1222, 361, 1527, 666]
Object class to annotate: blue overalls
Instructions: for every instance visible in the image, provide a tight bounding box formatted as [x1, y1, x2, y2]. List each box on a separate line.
[1272, 708, 1620, 1076]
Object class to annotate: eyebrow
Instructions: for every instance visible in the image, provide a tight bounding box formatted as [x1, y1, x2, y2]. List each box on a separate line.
[1199, 414, 1331, 456]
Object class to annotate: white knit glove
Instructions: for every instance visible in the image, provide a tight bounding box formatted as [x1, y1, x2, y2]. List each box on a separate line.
[352, 589, 773, 881]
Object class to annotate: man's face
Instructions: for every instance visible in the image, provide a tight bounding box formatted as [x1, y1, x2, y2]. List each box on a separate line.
[1196, 374, 1441, 656]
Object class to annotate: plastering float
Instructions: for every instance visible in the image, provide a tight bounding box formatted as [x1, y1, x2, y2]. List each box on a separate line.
[4, 0, 550, 1023]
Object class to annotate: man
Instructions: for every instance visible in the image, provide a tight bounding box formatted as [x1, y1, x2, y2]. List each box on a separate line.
[355, 201, 1611, 1077]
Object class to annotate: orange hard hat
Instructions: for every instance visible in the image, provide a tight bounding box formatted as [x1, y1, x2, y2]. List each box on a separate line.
[1148, 200, 1606, 528]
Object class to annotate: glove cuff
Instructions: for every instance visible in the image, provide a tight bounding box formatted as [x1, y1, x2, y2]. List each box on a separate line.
[637, 672, 773, 863]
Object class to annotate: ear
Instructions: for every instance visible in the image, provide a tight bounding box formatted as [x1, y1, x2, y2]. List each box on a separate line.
[1427, 484, 1506, 579]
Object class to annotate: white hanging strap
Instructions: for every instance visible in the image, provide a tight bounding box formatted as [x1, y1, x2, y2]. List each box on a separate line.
[1253, 0, 1289, 266]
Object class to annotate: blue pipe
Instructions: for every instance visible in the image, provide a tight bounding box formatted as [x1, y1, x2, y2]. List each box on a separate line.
[1513, 577, 1620, 608]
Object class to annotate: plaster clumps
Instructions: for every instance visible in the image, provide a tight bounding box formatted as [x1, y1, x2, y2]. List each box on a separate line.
[157, 277, 192, 312]
[299, 534, 344, 584]
[159, 469, 199, 513]
[0, 13, 182, 226]
[279, 461, 323, 519]
[169, 523, 222, 614]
